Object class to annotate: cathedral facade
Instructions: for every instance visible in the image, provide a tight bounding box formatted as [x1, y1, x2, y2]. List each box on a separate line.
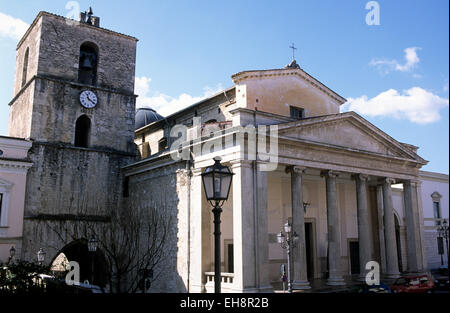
[0, 11, 432, 293]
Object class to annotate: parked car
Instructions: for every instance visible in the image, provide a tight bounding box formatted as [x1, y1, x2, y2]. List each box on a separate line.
[390, 275, 434, 293]
[431, 266, 449, 292]
[367, 283, 391, 293]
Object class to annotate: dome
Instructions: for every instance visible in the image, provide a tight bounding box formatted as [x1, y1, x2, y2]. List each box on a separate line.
[135, 107, 164, 129]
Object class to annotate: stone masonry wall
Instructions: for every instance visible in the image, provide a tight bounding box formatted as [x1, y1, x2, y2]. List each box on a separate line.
[13, 16, 42, 96]
[126, 161, 188, 292]
[36, 13, 137, 93]
[21, 142, 136, 261]
[8, 80, 35, 138]
[28, 77, 136, 152]
[425, 231, 448, 269]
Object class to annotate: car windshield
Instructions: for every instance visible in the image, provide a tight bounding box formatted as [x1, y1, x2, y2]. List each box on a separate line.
[395, 278, 408, 285]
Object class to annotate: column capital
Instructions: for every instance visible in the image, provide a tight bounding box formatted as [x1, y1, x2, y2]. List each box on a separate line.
[320, 170, 339, 178]
[401, 179, 420, 187]
[230, 159, 253, 169]
[379, 177, 396, 185]
[285, 165, 307, 174]
[351, 174, 370, 181]
[191, 167, 203, 176]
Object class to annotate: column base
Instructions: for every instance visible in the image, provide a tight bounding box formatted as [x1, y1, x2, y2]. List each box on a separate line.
[258, 285, 275, 293]
[383, 272, 401, 279]
[358, 275, 367, 282]
[327, 276, 346, 286]
[292, 280, 311, 289]
[188, 284, 205, 293]
[230, 287, 260, 293]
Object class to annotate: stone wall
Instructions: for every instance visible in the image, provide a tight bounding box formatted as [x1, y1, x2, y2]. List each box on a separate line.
[23, 77, 136, 152]
[13, 17, 42, 96]
[26, 12, 137, 94]
[125, 160, 188, 292]
[8, 80, 35, 139]
[21, 142, 135, 261]
[425, 231, 448, 269]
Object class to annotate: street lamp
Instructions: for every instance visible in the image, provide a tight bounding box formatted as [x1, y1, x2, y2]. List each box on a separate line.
[88, 235, 98, 285]
[37, 248, 46, 265]
[201, 157, 234, 293]
[302, 202, 310, 213]
[278, 220, 298, 293]
[437, 219, 449, 283]
[7, 246, 16, 264]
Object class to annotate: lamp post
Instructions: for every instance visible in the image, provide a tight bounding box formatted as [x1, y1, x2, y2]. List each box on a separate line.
[437, 219, 449, 283]
[277, 221, 299, 293]
[37, 248, 46, 265]
[7, 246, 15, 264]
[201, 157, 234, 293]
[302, 202, 310, 213]
[88, 235, 98, 285]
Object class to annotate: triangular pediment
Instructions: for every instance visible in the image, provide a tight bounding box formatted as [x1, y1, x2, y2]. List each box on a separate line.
[278, 112, 426, 162]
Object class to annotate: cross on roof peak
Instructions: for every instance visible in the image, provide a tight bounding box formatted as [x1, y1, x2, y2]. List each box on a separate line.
[289, 43, 297, 61]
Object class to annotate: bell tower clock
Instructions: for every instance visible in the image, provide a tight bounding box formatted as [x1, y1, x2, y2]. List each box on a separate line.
[7, 10, 138, 261]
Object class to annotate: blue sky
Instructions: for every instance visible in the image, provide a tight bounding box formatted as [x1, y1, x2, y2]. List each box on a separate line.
[0, 0, 448, 173]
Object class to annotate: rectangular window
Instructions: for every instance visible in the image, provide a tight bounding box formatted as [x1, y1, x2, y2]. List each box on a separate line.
[290, 106, 305, 119]
[122, 176, 129, 198]
[433, 201, 441, 226]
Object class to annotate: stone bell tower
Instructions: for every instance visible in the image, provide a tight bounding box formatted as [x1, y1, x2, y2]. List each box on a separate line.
[7, 10, 138, 262]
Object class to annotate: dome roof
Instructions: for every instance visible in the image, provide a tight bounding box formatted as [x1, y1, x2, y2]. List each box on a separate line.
[135, 107, 164, 130]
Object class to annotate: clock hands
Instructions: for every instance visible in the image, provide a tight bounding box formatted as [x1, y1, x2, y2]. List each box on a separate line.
[87, 94, 96, 104]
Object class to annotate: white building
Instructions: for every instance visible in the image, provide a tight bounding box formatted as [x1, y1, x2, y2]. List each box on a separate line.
[420, 171, 449, 269]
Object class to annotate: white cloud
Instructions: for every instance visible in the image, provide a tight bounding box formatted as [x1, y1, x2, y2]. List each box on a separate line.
[135, 76, 223, 117]
[0, 12, 29, 40]
[342, 87, 449, 124]
[369, 47, 421, 74]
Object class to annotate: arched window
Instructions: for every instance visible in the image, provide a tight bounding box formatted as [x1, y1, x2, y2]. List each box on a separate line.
[78, 42, 98, 85]
[74, 115, 91, 148]
[21, 48, 29, 87]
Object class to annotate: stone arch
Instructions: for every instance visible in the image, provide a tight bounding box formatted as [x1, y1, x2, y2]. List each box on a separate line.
[74, 115, 91, 148]
[50, 239, 109, 288]
[21, 47, 29, 87]
[78, 41, 99, 85]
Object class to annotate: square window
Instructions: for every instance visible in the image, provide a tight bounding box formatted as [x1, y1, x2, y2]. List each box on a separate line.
[290, 106, 305, 119]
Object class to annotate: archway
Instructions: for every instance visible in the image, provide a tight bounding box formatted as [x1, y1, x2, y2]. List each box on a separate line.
[51, 239, 109, 288]
[74, 115, 91, 148]
[78, 42, 98, 85]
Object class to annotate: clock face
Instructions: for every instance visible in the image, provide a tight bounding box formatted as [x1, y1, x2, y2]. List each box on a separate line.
[79, 90, 98, 109]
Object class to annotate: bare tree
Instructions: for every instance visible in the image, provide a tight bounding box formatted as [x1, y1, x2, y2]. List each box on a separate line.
[42, 197, 174, 293]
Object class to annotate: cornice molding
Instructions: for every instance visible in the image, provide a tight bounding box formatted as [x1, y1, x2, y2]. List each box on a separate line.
[231, 68, 346, 104]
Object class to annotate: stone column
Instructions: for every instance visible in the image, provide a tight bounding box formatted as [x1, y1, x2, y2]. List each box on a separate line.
[403, 180, 423, 273]
[189, 168, 212, 292]
[322, 170, 345, 286]
[381, 178, 400, 278]
[354, 174, 372, 280]
[255, 166, 272, 292]
[286, 166, 310, 289]
[415, 181, 428, 271]
[376, 185, 387, 273]
[231, 160, 272, 292]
